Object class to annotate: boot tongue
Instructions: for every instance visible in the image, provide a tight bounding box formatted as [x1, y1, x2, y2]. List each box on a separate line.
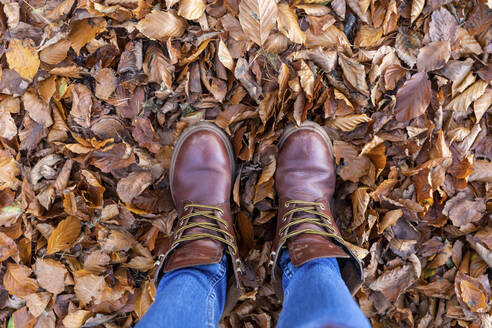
[164, 214, 224, 272]
[286, 207, 349, 266]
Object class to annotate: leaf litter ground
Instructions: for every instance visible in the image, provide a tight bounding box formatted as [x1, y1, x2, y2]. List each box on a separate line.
[0, 0, 491, 327]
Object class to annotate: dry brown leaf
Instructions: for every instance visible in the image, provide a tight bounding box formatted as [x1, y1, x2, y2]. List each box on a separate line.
[298, 60, 314, 99]
[134, 280, 155, 319]
[94, 68, 117, 100]
[69, 18, 107, 55]
[305, 25, 351, 53]
[178, 0, 206, 20]
[378, 209, 403, 234]
[71, 84, 92, 128]
[395, 29, 420, 68]
[102, 230, 135, 252]
[384, 64, 407, 91]
[473, 88, 492, 122]
[35, 258, 67, 295]
[352, 187, 370, 229]
[0, 155, 21, 192]
[238, 0, 278, 46]
[444, 80, 487, 112]
[469, 160, 492, 183]
[327, 114, 371, 132]
[6, 39, 40, 82]
[334, 141, 371, 182]
[73, 271, 107, 306]
[49, 65, 84, 78]
[410, 0, 425, 23]
[22, 92, 53, 128]
[25, 292, 51, 317]
[393, 72, 431, 121]
[383, 0, 398, 35]
[39, 40, 71, 65]
[45, 0, 75, 20]
[137, 10, 186, 40]
[338, 53, 369, 96]
[4, 263, 39, 298]
[277, 3, 305, 44]
[0, 112, 17, 140]
[143, 46, 174, 89]
[0, 231, 17, 261]
[354, 26, 383, 47]
[47, 216, 81, 255]
[416, 41, 450, 72]
[430, 7, 458, 42]
[116, 171, 152, 204]
[63, 310, 92, 328]
[263, 32, 290, 54]
[296, 4, 331, 16]
[218, 39, 234, 71]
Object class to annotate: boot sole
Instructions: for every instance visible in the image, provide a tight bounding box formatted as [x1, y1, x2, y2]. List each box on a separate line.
[169, 121, 235, 205]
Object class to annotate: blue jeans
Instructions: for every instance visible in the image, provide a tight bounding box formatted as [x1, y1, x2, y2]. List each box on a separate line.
[137, 251, 371, 328]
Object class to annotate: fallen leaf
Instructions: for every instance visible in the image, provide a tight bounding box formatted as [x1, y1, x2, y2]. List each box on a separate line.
[35, 258, 67, 295]
[444, 80, 487, 112]
[6, 39, 40, 82]
[25, 292, 51, 317]
[63, 309, 91, 328]
[0, 231, 17, 261]
[69, 18, 107, 55]
[355, 25, 383, 47]
[410, 0, 425, 23]
[4, 263, 39, 298]
[378, 209, 403, 234]
[39, 40, 71, 65]
[416, 41, 450, 72]
[178, 0, 205, 20]
[136, 10, 186, 40]
[298, 60, 314, 99]
[277, 3, 305, 44]
[70, 84, 92, 128]
[47, 216, 82, 255]
[22, 92, 53, 128]
[352, 187, 370, 229]
[94, 68, 117, 100]
[338, 53, 369, 96]
[116, 171, 152, 204]
[393, 72, 431, 121]
[327, 114, 371, 132]
[238, 0, 278, 46]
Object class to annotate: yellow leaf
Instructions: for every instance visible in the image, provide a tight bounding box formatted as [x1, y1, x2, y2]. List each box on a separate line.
[277, 3, 305, 44]
[6, 39, 40, 82]
[63, 310, 91, 328]
[238, 0, 278, 46]
[47, 216, 81, 255]
[178, 0, 206, 20]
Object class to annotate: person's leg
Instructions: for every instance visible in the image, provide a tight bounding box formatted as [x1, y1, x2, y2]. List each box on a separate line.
[277, 251, 371, 328]
[136, 254, 228, 328]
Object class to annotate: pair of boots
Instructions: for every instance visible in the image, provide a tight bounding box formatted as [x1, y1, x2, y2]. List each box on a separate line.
[154, 121, 362, 294]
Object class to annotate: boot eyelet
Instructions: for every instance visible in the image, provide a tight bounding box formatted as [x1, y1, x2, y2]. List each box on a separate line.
[319, 204, 326, 210]
[284, 202, 290, 208]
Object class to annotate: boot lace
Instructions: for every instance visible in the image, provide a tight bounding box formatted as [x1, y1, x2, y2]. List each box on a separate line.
[171, 204, 237, 255]
[279, 200, 345, 246]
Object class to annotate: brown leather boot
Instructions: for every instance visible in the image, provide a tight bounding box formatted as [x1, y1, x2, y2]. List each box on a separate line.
[271, 121, 362, 294]
[154, 122, 243, 286]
